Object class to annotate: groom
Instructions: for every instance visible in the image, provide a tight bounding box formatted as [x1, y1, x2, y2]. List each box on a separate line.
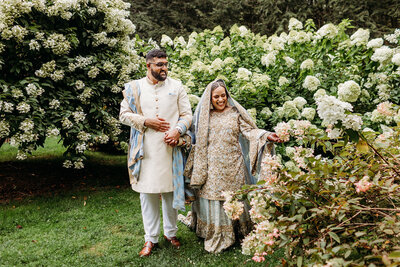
[119, 49, 192, 256]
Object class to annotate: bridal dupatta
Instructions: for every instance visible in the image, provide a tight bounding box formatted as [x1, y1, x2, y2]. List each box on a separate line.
[185, 79, 274, 187]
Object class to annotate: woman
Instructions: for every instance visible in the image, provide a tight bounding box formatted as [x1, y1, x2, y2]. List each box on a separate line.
[183, 79, 281, 253]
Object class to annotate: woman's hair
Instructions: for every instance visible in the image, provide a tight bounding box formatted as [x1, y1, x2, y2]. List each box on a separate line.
[210, 79, 227, 93]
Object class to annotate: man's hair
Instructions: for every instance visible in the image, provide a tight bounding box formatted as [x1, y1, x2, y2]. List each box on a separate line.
[146, 49, 167, 62]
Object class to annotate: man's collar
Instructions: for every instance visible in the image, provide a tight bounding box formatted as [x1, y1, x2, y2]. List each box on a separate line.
[146, 76, 166, 86]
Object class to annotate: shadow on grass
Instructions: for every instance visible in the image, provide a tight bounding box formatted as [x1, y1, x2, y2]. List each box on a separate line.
[0, 137, 130, 203]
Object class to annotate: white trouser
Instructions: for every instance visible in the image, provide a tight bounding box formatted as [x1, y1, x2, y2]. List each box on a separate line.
[140, 192, 178, 243]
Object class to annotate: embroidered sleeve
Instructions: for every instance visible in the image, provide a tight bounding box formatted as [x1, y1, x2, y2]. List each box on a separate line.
[175, 83, 193, 134]
[119, 98, 147, 133]
[238, 113, 256, 140]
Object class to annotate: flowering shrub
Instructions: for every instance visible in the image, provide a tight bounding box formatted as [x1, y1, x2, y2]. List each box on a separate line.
[0, 0, 143, 167]
[161, 19, 400, 134]
[156, 19, 400, 265]
[224, 119, 400, 265]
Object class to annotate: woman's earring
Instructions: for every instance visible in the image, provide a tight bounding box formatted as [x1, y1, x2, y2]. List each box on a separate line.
[210, 103, 214, 109]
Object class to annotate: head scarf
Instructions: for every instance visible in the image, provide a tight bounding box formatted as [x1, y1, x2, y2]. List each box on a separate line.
[189, 79, 262, 186]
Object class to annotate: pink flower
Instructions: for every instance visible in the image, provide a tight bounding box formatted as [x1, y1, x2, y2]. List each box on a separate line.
[265, 240, 275, 246]
[354, 176, 372, 193]
[377, 101, 394, 116]
[252, 256, 265, 262]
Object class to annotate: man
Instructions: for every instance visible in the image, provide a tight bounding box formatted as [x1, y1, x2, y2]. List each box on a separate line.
[119, 49, 192, 256]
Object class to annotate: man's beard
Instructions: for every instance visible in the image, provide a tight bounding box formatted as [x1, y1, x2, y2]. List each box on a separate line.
[151, 69, 167, 81]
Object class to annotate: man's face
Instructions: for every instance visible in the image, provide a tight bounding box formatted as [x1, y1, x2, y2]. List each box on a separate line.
[147, 57, 168, 81]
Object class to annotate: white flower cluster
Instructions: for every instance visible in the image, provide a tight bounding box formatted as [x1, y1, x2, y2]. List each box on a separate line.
[110, 85, 121, 94]
[46, 128, 60, 137]
[260, 107, 273, 119]
[367, 38, 383, 49]
[316, 95, 363, 131]
[62, 117, 73, 129]
[77, 88, 94, 103]
[77, 131, 91, 141]
[282, 101, 300, 119]
[293, 97, 307, 110]
[384, 29, 400, 44]
[35, 60, 64, 81]
[72, 111, 86, 123]
[29, 39, 41, 51]
[274, 122, 291, 142]
[12, 88, 23, 98]
[259, 154, 282, 185]
[261, 52, 277, 67]
[283, 56, 295, 67]
[19, 118, 34, 132]
[188, 94, 200, 108]
[103, 61, 117, 74]
[371, 46, 393, 64]
[337, 80, 361, 102]
[43, 33, 71, 55]
[278, 76, 289, 87]
[0, 119, 10, 138]
[316, 95, 352, 125]
[302, 75, 320, 91]
[25, 83, 44, 97]
[94, 134, 109, 144]
[288, 18, 303, 31]
[252, 73, 271, 88]
[301, 107, 316, 121]
[247, 108, 257, 121]
[75, 80, 85, 90]
[392, 53, 400, 66]
[291, 146, 314, 169]
[63, 159, 84, 169]
[300, 59, 314, 70]
[222, 191, 244, 220]
[88, 66, 99, 79]
[49, 99, 60, 109]
[237, 67, 252, 81]
[16, 102, 31, 113]
[160, 34, 173, 47]
[315, 23, 338, 39]
[75, 142, 87, 153]
[350, 28, 370, 46]
[209, 58, 224, 74]
[68, 56, 93, 71]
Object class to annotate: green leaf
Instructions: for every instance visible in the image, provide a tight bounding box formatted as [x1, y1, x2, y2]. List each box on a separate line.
[328, 231, 340, 243]
[297, 256, 303, 267]
[389, 251, 400, 258]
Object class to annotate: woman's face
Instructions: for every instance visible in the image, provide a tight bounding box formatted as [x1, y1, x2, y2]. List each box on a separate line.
[211, 86, 227, 111]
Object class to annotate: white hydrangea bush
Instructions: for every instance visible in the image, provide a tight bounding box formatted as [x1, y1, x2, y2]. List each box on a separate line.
[156, 19, 400, 265]
[159, 18, 400, 144]
[0, 0, 143, 167]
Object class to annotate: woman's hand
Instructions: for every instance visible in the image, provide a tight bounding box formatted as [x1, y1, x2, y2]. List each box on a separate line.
[267, 132, 283, 143]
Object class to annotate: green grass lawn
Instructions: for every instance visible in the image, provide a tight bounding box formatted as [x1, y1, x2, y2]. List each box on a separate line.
[0, 138, 283, 266]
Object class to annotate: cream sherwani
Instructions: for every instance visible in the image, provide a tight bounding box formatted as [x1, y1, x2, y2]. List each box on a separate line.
[119, 77, 192, 193]
[119, 76, 192, 243]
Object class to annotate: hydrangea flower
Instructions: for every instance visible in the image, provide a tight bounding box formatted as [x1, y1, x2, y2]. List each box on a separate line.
[303, 75, 320, 91]
[337, 80, 361, 102]
[288, 18, 303, 31]
[300, 59, 314, 70]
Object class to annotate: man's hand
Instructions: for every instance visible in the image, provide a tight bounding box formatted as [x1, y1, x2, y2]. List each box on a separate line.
[144, 117, 170, 132]
[164, 129, 180, 147]
[267, 132, 283, 143]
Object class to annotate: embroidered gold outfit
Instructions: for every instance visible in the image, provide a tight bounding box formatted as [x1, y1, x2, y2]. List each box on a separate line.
[183, 80, 274, 253]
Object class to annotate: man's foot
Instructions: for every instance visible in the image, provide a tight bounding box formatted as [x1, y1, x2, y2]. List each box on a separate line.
[139, 241, 158, 257]
[164, 235, 181, 249]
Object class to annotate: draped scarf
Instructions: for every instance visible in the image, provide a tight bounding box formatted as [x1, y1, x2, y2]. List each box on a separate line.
[123, 81, 186, 211]
[187, 79, 274, 187]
